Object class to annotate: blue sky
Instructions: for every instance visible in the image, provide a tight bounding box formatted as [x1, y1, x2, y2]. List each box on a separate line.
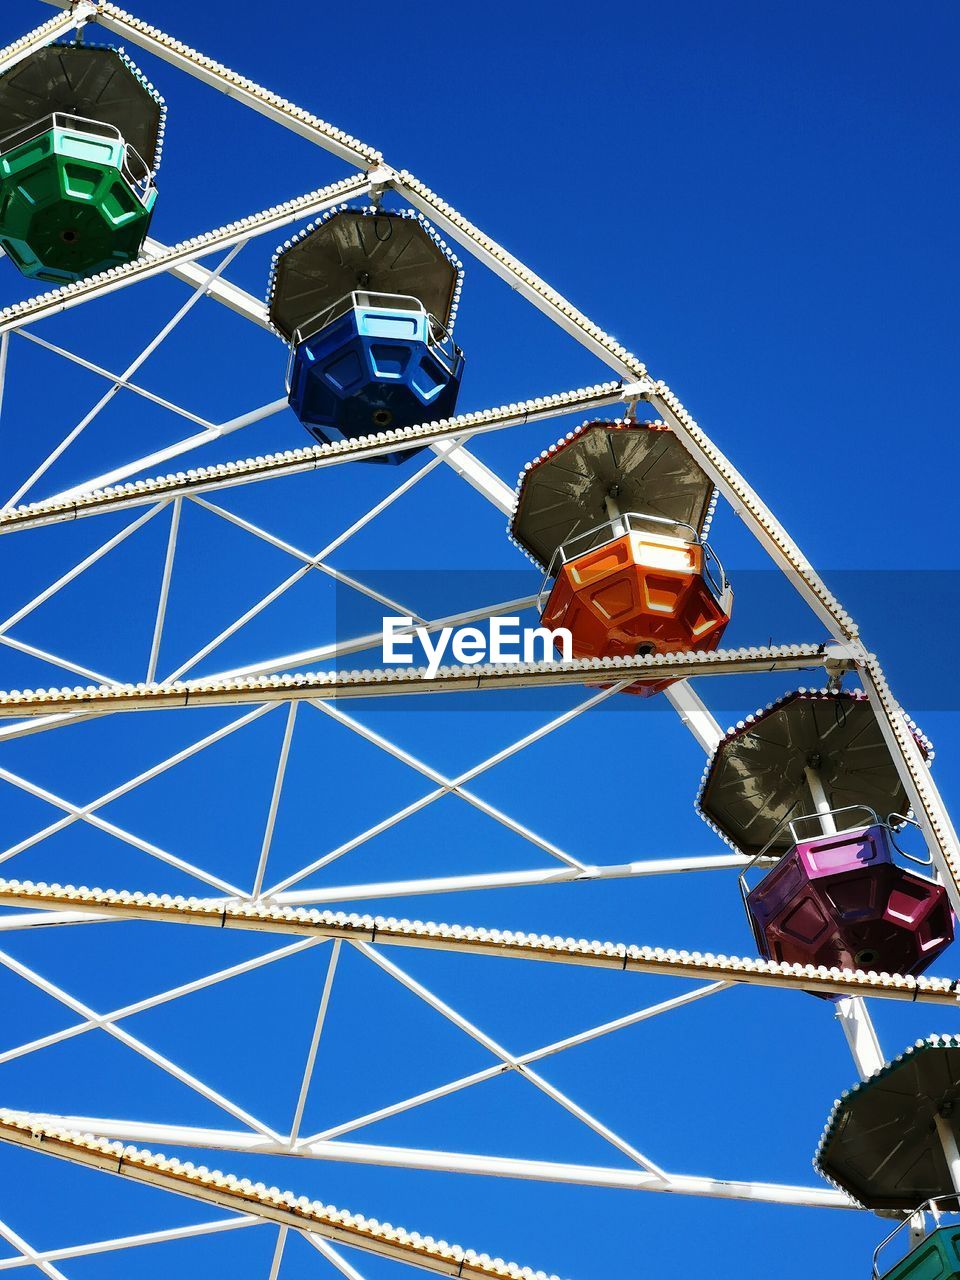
[0, 1, 957, 1277]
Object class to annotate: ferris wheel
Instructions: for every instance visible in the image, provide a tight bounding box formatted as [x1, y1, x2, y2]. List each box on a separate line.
[0, 5, 956, 1280]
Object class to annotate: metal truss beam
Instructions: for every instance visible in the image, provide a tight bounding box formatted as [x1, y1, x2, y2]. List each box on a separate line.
[0, 1216, 261, 1273]
[142, 236, 271, 327]
[395, 173, 648, 380]
[0, 6, 85, 77]
[645, 384, 859, 640]
[42, 399, 289, 507]
[260, 854, 766, 908]
[833, 996, 885, 1080]
[0, 643, 836, 717]
[859, 656, 960, 918]
[0, 173, 371, 335]
[206, 593, 537, 684]
[0, 382, 629, 534]
[41, 0, 382, 168]
[663, 682, 723, 753]
[428, 436, 516, 512]
[0, 333, 8, 419]
[0, 878, 956, 1005]
[0, 1110, 850, 1210]
[0, 1110, 569, 1278]
[303, 1233, 368, 1280]
[142, 238, 272, 327]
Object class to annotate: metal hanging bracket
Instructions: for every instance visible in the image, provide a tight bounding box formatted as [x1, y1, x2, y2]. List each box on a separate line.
[366, 163, 398, 205]
[70, 0, 99, 23]
[823, 640, 861, 684]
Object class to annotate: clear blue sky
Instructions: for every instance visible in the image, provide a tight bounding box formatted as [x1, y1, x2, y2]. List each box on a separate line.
[0, 2, 957, 1277]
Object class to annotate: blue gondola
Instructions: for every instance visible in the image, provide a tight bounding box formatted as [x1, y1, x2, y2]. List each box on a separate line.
[268, 208, 465, 464]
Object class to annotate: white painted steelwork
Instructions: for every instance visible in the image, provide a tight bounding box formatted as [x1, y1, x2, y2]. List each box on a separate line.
[0, 2, 948, 1274]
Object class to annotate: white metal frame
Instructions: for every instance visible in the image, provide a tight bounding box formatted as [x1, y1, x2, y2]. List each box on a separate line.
[0, 0, 949, 1273]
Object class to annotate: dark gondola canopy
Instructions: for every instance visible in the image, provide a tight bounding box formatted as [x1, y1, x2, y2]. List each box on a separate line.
[269, 209, 461, 344]
[816, 1037, 960, 1211]
[698, 690, 930, 856]
[0, 44, 164, 171]
[510, 421, 716, 571]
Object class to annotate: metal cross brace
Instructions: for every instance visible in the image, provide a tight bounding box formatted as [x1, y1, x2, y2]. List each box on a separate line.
[0, 704, 276, 894]
[0, 943, 283, 1139]
[261, 686, 633, 898]
[296, 980, 731, 1147]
